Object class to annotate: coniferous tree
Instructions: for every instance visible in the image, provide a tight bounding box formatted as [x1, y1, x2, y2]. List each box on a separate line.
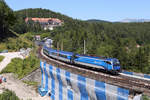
[0, 0, 16, 39]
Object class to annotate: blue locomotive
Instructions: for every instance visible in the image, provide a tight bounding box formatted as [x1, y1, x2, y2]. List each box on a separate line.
[43, 45, 121, 74]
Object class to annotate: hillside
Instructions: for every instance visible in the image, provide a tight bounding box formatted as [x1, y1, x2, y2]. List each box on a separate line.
[12, 8, 150, 74]
[14, 8, 73, 22]
[13, 8, 77, 33]
[0, 5, 149, 74]
[86, 19, 110, 23]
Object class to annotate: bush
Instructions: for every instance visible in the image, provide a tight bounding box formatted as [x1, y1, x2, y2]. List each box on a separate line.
[0, 56, 4, 62]
[143, 95, 150, 100]
[0, 89, 19, 100]
[0, 32, 33, 52]
[6, 37, 32, 51]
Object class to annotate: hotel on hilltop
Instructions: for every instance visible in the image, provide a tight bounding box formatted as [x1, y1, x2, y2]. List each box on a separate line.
[25, 17, 63, 30]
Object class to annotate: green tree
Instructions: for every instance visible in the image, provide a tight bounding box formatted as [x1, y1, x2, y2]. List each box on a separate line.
[0, 0, 16, 40]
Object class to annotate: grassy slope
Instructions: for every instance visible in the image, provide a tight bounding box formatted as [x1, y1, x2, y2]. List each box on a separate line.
[0, 32, 33, 52]
[0, 56, 4, 62]
[1, 49, 39, 79]
[0, 32, 40, 79]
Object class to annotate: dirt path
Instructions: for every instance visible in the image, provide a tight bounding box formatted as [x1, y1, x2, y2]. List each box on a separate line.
[0, 73, 49, 100]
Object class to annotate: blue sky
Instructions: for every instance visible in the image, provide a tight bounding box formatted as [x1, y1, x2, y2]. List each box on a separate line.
[5, 0, 150, 21]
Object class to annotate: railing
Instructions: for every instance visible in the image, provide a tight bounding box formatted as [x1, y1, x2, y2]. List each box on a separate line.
[122, 70, 150, 79]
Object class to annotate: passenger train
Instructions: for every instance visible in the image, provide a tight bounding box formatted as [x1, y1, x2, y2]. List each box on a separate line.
[43, 45, 121, 74]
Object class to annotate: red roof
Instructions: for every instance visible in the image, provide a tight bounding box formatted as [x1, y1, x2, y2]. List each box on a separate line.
[25, 18, 62, 23]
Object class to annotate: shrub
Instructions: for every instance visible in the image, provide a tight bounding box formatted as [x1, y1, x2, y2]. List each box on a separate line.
[143, 95, 150, 100]
[0, 89, 19, 100]
[0, 56, 4, 62]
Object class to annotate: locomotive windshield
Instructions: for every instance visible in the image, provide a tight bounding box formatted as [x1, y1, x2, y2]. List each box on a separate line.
[105, 61, 111, 65]
[113, 59, 120, 66]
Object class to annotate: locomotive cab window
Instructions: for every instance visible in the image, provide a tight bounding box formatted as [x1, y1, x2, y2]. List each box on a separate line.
[113, 59, 120, 66]
[104, 61, 111, 65]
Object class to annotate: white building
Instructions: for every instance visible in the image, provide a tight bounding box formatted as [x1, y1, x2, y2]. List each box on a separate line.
[45, 39, 53, 48]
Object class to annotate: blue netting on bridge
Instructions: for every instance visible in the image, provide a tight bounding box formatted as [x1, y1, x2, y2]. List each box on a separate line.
[39, 61, 129, 100]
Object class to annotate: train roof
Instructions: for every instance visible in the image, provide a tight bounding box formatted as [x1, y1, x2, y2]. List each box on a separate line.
[58, 50, 73, 55]
[78, 55, 114, 61]
[105, 58, 113, 61]
[46, 47, 73, 56]
[43, 45, 118, 61]
[79, 54, 111, 59]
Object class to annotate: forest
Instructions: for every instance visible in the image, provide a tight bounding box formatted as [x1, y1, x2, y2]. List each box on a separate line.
[0, 0, 16, 40]
[1, 0, 150, 74]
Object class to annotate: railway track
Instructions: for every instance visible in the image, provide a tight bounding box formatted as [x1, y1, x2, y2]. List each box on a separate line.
[38, 46, 150, 96]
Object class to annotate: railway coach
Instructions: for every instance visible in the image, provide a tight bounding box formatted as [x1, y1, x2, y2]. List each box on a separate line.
[43, 45, 121, 74]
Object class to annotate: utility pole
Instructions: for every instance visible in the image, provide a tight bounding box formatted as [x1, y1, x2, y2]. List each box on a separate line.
[57, 42, 59, 51]
[84, 40, 86, 54]
[61, 41, 63, 51]
[57, 42, 59, 56]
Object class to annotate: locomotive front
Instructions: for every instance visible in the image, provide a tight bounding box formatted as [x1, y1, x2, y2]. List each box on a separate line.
[112, 58, 122, 73]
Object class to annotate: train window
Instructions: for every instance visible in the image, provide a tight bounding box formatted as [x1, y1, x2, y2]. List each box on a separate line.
[59, 54, 67, 58]
[105, 61, 111, 65]
[51, 52, 57, 56]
